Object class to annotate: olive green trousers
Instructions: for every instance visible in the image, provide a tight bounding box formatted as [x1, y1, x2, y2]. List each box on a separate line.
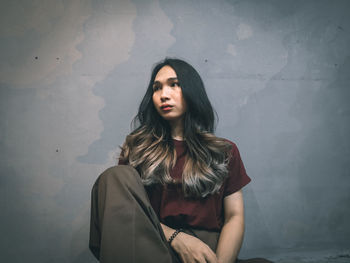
[89, 165, 273, 263]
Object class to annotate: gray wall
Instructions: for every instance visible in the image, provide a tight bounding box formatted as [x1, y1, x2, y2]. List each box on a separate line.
[1, 0, 349, 262]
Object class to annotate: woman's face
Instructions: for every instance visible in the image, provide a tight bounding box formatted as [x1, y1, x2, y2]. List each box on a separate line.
[152, 65, 187, 123]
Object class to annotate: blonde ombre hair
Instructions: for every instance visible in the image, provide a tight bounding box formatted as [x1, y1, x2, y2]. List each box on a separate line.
[119, 58, 232, 198]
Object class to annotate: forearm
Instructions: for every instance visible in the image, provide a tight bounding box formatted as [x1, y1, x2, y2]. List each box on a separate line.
[160, 222, 176, 241]
[161, 223, 218, 263]
[216, 215, 244, 263]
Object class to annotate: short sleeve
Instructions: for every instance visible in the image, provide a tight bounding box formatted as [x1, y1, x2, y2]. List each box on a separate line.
[223, 141, 251, 197]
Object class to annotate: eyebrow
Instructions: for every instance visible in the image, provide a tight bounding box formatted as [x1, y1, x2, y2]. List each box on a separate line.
[153, 77, 178, 84]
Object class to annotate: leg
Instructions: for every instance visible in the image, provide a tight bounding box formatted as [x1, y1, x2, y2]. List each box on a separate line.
[89, 165, 176, 263]
[190, 229, 273, 263]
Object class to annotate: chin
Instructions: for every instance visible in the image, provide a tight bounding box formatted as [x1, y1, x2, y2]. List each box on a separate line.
[162, 116, 176, 121]
[162, 115, 183, 122]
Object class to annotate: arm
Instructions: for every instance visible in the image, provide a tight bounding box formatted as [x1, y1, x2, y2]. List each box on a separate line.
[160, 222, 177, 241]
[160, 223, 218, 263]
[216, 189, 245, 263]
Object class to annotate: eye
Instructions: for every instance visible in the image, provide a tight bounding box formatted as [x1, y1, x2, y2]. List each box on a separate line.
[152, 83, 161, 91]
[170, 82, 180, 88]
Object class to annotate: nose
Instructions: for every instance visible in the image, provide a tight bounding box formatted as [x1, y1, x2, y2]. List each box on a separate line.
[160, 86, 171, 102]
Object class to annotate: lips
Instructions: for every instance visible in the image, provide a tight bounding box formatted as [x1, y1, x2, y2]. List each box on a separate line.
[160, 104, 173, 111]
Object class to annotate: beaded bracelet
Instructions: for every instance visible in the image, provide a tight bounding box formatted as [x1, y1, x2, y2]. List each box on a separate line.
[168, 229, 183, 245]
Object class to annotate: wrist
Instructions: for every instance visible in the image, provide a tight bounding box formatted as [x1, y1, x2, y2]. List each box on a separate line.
[168, 228, 184, 247]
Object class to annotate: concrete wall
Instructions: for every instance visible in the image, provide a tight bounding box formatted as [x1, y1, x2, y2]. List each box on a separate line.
[1, 0, 349, 262]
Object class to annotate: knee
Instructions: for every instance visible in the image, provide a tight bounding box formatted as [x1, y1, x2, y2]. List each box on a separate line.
[97, 165, 141, 187]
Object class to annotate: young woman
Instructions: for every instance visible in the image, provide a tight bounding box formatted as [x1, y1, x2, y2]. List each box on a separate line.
[89, 58, 272, 263]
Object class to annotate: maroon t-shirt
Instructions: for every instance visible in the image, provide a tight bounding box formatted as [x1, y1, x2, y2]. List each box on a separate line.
[119, 139, 251, 231]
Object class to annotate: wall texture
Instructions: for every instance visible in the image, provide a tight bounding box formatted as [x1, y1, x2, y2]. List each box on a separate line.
[1, 0, 349, 262]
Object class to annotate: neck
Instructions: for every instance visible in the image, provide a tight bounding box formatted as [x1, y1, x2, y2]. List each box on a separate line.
[169, 118, 184, 141]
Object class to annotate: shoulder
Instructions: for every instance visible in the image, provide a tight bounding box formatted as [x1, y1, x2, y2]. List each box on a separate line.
[220, 138, 241, 157]
[222, 138, 237, 148]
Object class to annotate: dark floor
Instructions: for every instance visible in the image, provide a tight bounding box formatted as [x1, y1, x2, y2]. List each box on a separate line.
[274, 256, 350, 263]
[241, 248, 350, 263]
[270, 248, 350, 263]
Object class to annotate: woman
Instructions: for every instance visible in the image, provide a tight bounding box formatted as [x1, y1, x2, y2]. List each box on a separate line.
[89, 58, 272, 263]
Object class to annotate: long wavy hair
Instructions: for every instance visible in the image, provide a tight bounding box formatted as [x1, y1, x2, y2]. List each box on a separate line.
[120, 58, 232, 198]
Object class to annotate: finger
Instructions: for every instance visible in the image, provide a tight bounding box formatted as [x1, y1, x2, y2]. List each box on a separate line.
[205, 254, 218, 263]
[204, 248, 218, 263]
[180, 254, 191, 263]
[194, 255, 207, 263]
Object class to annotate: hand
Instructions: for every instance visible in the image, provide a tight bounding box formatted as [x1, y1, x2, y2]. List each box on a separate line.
[171, 232, 218, 263]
